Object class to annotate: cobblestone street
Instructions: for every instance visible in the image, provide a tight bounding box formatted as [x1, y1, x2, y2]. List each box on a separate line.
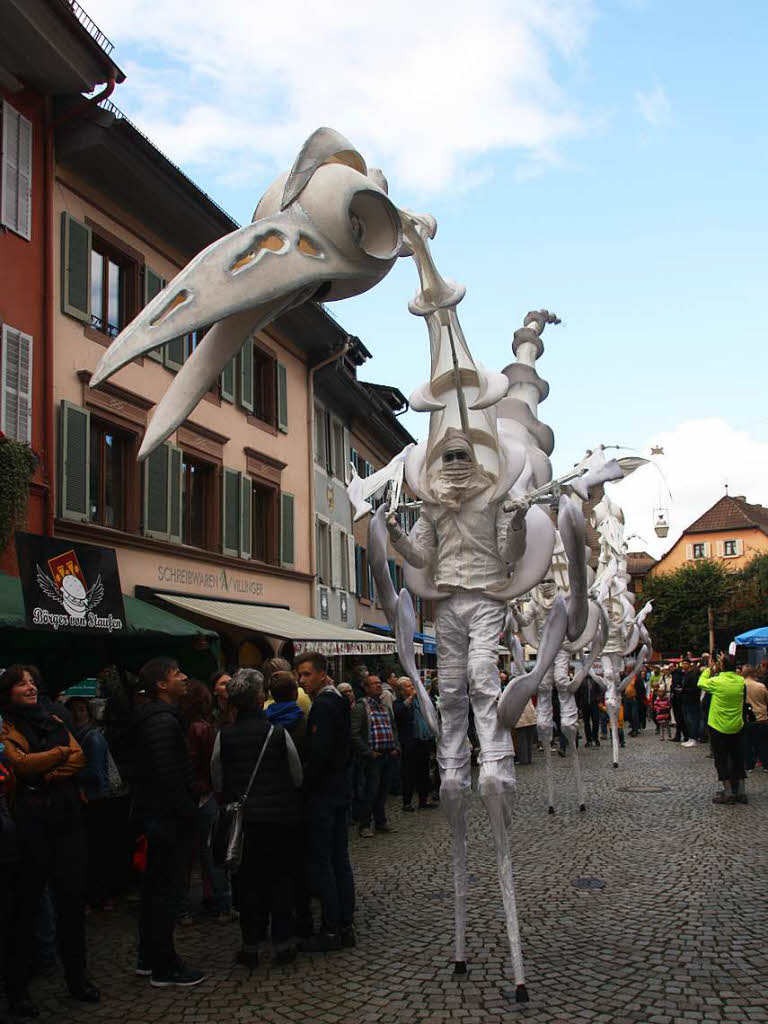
[29, 732, 768, 1024]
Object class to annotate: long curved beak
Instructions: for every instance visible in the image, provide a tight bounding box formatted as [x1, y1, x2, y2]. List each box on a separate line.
[137, 289, 314, 459]
[91, 207, 340, 389]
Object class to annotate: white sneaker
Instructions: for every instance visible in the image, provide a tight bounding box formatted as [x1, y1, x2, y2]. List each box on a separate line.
[681, 739, 697, 747]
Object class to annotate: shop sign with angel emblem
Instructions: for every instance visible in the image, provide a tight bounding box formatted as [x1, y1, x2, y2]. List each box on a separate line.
[15, 532, 126, 633]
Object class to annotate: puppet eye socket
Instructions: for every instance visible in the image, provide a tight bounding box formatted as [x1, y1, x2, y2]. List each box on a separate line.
[150, 290, 189, 327]
[298, 235, 322, 257]
[348, 191, 400, 259]
[229, 231, 289, 273]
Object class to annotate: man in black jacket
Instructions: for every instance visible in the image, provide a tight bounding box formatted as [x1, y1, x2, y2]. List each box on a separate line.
[680, 659, 702, 746]
[670, 663, 687, 742]
[296, 651, 355, 951]
[133, 658, 204, 988]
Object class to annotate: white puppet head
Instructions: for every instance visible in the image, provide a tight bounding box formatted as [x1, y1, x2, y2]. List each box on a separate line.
[429, 428, 492, 508]
[90, 128, 404, 459]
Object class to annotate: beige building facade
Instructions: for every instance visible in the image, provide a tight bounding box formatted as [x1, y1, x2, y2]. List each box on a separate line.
[50, 106, 326, 661]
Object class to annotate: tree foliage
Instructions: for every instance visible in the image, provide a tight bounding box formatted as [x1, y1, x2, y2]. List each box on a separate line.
[0, 437, 38, 553]
[643, 554, 768, 655]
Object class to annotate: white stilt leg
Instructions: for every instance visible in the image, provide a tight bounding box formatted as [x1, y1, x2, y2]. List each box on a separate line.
[609, 706, 619, 767]
[563, 723, 586, 811]
[601, 654, 621, 768]
[440, 771, 469, 972]
[537, 722, 555, 813]
[480, 765, 528, 1003]
[535, 668, 555, 814]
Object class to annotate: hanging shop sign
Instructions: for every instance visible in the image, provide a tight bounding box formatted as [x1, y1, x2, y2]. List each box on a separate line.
[15, 532, 127, 634]
[293, 639, 398, 657]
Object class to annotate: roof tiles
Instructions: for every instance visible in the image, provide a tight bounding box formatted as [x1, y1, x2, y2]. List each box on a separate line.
[685, 495, 768, 536]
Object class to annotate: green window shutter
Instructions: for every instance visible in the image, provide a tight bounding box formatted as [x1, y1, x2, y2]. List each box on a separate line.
[143, 443, 170, 539]
[60, 212, 91, 322]
[280, 492, 295, 566]
[59, 400, 90, 521]
[164, 335, 185, 372]
[221, 358, 235, 403]
[144, 268, 166, 362]
[168, 445, 183, 544]
[240, 474, 252, 560]
[222, 467, 241, 556]
[276, 362, 288, 433]
[239, 339, 253, 412]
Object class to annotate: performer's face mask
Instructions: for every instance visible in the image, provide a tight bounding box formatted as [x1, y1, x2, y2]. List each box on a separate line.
[441, 449, 472, 483]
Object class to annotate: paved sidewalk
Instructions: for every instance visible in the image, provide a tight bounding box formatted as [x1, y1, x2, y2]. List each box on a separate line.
[26, 731, 768, 1023]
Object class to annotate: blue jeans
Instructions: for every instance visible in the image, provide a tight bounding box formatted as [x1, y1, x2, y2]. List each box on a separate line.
[624, 698, 640, 735]
[307, 799, 355, 934]
[682, 704, 700, 742]
[359, 752, 397, 829]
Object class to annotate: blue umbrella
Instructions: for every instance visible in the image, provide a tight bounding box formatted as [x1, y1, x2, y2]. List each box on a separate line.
[735, 626, 768, 647]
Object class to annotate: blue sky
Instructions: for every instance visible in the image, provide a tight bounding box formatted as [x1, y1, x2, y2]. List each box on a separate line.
[89, 0, 768, 555]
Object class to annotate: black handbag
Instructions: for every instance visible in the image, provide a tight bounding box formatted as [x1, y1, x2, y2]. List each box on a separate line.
[213, 726, 274, 873]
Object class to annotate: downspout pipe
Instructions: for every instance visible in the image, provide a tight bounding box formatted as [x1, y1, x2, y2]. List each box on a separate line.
[307, 339, 350, 581]
[43, 76, 116, 535]
[43, 97, 55, 535]
[52, 77, 116, 129]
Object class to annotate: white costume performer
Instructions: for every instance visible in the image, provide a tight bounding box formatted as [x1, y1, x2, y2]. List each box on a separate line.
[388, 430, 525, 787]
[516, 550, 607, 815]
[591, 492, 653, 767]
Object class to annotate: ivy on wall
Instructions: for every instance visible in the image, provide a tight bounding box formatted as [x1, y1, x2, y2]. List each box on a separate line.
[0, 433, 39, 552]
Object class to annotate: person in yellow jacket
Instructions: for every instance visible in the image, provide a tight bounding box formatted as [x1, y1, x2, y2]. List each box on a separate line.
[698, 654, 746, 804]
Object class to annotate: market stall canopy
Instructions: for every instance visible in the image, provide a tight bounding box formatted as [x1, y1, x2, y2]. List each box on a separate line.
[155, 594, 397, 656]
[734, 626, 768, 648]
[0, 573, 216, 637]
[0, 572, 217, 688]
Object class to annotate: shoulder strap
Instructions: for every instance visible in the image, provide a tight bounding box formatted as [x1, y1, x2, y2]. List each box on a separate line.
[241, 725, 275, 803]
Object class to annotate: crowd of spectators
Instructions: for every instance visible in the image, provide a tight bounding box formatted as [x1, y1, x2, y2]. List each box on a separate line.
[1, 645, 765, 1017]
[0, 652, 440, 1017]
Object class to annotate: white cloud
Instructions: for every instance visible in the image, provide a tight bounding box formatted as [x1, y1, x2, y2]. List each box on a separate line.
[604, 418, 768, 560]
[88, 0, 595, 192]
[634, 83, 670, 127]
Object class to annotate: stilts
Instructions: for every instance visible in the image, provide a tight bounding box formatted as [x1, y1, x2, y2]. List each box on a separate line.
[480, 768, 528, 1002]
[441, 775, 469, 974]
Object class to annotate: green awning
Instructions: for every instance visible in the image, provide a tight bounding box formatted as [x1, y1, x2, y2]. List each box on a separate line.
[0, 572, 219, 690]
[0, 573, 215, 638]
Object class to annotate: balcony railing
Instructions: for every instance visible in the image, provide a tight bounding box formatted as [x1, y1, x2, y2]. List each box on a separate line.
[64, 0, 115, 55]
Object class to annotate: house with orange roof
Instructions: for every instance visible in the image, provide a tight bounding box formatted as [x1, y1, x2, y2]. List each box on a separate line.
[648, 494, 768, 576]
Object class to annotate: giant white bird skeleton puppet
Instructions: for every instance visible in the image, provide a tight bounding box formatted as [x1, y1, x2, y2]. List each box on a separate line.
[513, 523, 609, 815]
[92, 128, 623, 1003]
[509, 448, 654, 811]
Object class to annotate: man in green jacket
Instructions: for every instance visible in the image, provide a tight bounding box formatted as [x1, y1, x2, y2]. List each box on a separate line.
[698, 655, 746, 804]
